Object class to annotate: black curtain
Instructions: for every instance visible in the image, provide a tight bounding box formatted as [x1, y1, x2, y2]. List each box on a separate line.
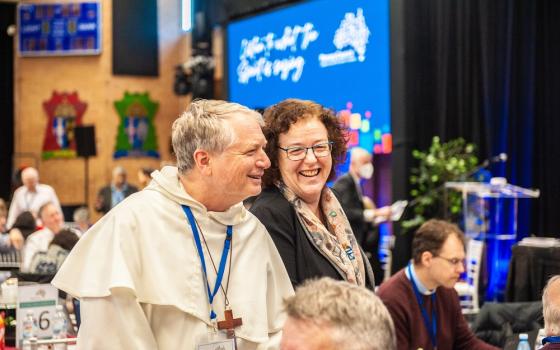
[391, 0, 555, 272]
[533, 0, 560, 236]
[0, 4, 15, 202]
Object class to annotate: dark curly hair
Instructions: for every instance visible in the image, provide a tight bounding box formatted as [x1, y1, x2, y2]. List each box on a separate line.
[262, 99, 347, 188]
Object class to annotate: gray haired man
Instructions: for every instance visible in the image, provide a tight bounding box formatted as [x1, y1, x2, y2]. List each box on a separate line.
[542, 275, 560, 349]
[281, 277, 396, 350]
[54, 99, 294, 349]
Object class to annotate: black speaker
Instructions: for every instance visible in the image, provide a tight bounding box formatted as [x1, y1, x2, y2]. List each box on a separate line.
[75, 125, 97, 157]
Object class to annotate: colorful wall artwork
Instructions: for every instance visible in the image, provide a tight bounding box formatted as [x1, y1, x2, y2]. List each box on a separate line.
[42, 91, 87, 159]
[113, 92, 159, 159]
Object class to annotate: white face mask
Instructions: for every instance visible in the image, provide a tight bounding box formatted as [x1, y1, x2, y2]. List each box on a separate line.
[358, 163, 374, 180]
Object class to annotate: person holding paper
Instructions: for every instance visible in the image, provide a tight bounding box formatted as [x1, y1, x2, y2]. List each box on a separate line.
[250, 99, 375, 290]
[332, 147, 391, 284]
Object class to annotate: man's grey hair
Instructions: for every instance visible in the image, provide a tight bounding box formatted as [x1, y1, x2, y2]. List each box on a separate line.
[284, 277, 396, 350]
[172, 99, 263, 173]
[112, 166, 126, 177]
[21, 167, 39, 180]
[543, 275, 560, 335]
[73, 206, 90, 223]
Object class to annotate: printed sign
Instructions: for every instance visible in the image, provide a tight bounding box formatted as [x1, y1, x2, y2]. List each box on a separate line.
[16, 284, 59, 345]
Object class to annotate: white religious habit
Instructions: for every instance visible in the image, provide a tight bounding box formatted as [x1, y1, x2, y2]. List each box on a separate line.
[52, 166, 295, 350]
[6, 183, 61, 228]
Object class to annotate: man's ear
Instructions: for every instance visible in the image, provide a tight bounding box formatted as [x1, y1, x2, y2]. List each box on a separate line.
[421, 251, 434, 267]
[193, 149, 212, 175]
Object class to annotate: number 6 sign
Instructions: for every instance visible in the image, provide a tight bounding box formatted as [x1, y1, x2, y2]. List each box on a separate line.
[16, 284, 59, 344]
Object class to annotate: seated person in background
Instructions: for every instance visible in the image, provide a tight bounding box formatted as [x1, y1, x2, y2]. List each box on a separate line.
[28, 228, 79, 274]
[332, 147, 391, 284]
[22, 202, 78, 272]
[0, 199, 22, 253]
[72, 206, 90, 235]
[8, 211, 36, 241]
[281, 277, 396, 350]
[7, 167, 61, 228]
[541, 275, 560, 349]
[137, 167, 154, 189]
[1, 211, 35, 252]
[378, 219, 498, 350]
[94, 166, 138, 215]
[250, 99, 374, 289]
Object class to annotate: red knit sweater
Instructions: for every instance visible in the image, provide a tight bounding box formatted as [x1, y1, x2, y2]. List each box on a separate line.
[378, 269, 499, 350]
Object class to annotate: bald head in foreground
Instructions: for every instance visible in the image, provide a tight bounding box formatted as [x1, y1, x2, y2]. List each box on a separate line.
[542, 275, 560, 349]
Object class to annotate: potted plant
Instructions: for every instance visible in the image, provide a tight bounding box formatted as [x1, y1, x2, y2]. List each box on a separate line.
[401, 136, 479, 231]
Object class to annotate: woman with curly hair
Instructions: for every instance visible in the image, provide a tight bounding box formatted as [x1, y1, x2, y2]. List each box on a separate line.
[250, 99, 374, 289]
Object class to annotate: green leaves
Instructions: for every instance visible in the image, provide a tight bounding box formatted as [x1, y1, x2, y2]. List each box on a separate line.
[401, 137, 479, 231]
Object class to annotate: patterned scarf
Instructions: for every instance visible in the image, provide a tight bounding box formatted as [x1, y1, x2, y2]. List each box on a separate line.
[276, 181, 366, 286]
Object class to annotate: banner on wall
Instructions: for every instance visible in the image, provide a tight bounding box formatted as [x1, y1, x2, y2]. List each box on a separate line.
[113, 92, 159, 159]
[42, 91, 87, 159]
[18, 2, 102, 57]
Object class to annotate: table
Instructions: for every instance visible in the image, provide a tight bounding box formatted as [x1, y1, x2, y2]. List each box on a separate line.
[506, 244, 560, 302]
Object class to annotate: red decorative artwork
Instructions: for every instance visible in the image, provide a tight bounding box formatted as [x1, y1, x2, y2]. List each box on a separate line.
[42, 91, 87, 159]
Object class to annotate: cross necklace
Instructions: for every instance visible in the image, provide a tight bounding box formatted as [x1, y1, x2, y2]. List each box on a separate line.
[194, 219, 243, 339]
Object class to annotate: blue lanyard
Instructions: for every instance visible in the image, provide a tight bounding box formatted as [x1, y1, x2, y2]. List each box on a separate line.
[543, 336, 560, 345]
[408, 264, 437, 349]
[182, 205, 232, 321]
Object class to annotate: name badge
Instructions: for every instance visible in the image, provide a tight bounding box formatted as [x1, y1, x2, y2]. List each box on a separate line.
[197, 338, 235, 350]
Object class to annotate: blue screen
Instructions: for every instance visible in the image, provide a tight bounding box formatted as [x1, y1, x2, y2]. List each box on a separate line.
[227, 0, 391, 154]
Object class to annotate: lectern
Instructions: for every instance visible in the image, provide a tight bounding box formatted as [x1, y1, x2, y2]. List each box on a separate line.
[444, 181, 539, 301]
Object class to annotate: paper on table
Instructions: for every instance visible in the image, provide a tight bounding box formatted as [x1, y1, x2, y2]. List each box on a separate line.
[374, 200, 408, 225]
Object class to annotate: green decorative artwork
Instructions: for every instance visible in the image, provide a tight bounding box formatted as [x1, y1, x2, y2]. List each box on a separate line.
[113, 92, 159, 158]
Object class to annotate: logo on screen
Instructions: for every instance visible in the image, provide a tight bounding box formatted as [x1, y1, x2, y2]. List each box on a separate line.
[319, 8, 370, 68]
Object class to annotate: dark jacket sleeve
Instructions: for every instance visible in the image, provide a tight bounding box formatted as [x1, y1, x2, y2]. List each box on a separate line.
[332, 175, 364, 223]
[250, 194, 300, 286]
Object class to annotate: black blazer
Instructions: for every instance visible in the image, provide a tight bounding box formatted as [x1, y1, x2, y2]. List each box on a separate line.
[95, 184, 138, 214]
[250, 187, 375, 290]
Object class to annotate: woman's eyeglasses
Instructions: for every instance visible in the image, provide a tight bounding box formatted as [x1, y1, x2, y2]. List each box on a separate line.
[278, 141, 334, 161]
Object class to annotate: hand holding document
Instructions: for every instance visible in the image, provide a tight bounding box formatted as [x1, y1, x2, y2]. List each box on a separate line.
[374, 200, 408, 225]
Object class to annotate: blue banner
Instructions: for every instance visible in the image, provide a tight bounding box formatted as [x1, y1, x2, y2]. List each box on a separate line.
[18, 2, 101, 56]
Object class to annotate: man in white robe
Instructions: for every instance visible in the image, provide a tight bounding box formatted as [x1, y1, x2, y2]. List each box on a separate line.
[53, 100, 294, 349]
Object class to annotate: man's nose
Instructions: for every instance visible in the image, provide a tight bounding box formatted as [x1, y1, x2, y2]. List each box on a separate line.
[257, 149, 271, 169]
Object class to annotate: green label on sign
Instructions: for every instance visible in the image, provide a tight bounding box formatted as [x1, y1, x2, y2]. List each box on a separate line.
[19, 300, 56, 308]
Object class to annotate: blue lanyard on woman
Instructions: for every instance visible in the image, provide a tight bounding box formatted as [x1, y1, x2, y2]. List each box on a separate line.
[543, 336, 560, 345]
[182, 205, 232, 322]
[408, 263, 438, 349]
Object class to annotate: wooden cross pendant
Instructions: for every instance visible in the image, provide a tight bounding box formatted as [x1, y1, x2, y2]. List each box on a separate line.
[217, 309, 243, 338]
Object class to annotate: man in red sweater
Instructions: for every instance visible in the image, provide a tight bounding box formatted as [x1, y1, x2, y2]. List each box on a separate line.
[378, 219, 498, 350]
[542, 275, 560, 349]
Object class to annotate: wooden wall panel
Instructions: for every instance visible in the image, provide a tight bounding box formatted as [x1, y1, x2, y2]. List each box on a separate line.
[14, 0, 192, 221]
